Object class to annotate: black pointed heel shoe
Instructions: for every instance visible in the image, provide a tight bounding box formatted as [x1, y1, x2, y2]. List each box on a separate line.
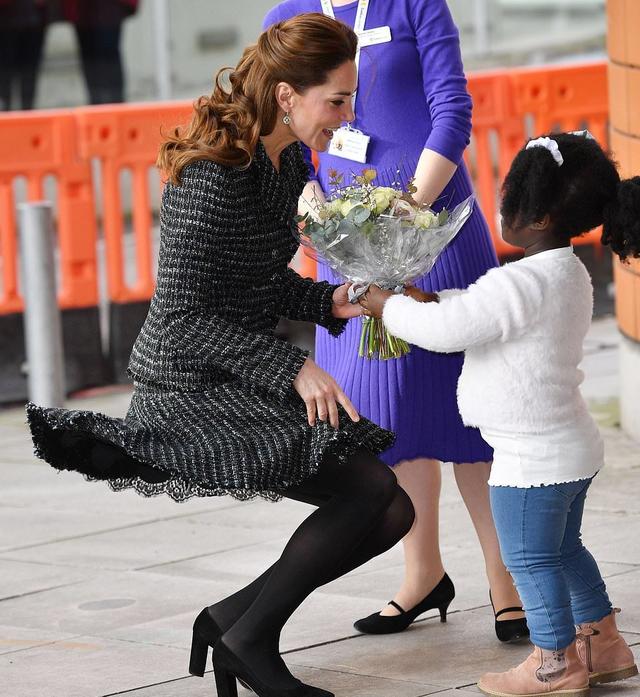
[188, 607, 254, 691]
[212, 639, 334, 697]
[489, 590, 530, 643]
[189, 607, 221, 676]
[353, 572, 455, 635]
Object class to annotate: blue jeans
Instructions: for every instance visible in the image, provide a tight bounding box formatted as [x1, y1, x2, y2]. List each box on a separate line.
[490, 477, 612, 650]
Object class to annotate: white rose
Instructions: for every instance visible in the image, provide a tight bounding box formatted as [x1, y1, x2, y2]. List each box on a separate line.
[392, 199, 416, 218]
[324, 198, 344, 218]
[339, 199, 360, 217]
[414, 210, 438, 229]
[371, 187, 399, 215]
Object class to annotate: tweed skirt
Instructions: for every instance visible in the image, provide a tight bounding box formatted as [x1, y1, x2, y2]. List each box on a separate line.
[26, 381, 395, 503]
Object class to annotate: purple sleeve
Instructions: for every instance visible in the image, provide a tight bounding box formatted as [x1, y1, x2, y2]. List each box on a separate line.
[262, 3, 319, 181]
[262, 4, 283, 29]
[409, 0, 472, 163]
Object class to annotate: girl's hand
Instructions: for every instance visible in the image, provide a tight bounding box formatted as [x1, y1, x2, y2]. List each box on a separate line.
[404, 286, 440, 304]
[359, 285, 394, 319]
[332, 283, 360, 319]
[293, 358, 360, 429]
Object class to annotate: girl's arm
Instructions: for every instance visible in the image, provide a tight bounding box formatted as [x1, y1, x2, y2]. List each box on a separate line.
[378, 265, 545, 353]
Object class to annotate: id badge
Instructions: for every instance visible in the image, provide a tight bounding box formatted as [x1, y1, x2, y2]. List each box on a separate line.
[358, 26, 392, 48]
[328, 126, 370, 164]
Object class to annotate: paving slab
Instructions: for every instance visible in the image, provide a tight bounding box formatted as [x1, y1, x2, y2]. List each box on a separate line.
[93, 590, 381, 655]
[287, 608, 533, 689]
[0, 570, 241, 635]
[0, 459, 235, 519]
[108, 669, 445, 697]
[0, 634, 191, 697]
[1, 317, 639, 697]
[0, 624, 80, 656]
[602, 570, 640, 633]
[584, 467, 640, 516]
[3, 516, 286, 571]
[0, 558, 97, 601]
[580, 511, 640, 566]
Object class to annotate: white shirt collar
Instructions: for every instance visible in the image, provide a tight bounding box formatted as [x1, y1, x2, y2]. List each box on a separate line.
[521, 246, 574, 262]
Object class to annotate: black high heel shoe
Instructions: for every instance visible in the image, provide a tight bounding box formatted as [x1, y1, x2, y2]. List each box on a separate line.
[353, 572, 455, 634]
[189, 607, 221, 676]
[489, 590, 530, 643]
[212, 639, 334, 697]
[189, 607, 254, 691]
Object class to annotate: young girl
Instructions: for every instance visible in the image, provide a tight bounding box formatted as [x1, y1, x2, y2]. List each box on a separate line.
[360, 132, 640, 697]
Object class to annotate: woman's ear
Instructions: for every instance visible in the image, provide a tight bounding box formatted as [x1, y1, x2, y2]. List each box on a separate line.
[531, 214, 552, 231]
[274, 82, 295, 113]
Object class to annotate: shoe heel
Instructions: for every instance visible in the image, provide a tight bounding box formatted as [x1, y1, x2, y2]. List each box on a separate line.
[213, 662, 239, 697]
[439, 602, 450, 623]
[188, 629, 209, 677]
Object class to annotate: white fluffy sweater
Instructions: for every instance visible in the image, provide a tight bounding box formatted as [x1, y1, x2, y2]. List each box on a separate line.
[383, 247, 604, 486]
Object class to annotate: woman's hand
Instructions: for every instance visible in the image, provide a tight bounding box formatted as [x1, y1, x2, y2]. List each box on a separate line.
[332, 283, 361, 319]
[359, 285, 393, 319]
[293, 358, 360, 429]
[404, 286, 440, 304]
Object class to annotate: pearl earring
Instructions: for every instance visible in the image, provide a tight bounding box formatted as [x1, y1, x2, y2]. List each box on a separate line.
[283, 112, 291, 125]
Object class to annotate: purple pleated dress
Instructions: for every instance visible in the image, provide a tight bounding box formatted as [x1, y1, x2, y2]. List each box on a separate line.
[264, 0, 497, 465]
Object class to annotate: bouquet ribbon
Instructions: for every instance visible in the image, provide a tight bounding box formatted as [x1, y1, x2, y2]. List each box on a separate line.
[348, 283, 404, 304]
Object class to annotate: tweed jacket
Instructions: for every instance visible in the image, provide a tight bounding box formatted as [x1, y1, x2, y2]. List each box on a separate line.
[27, 140, 396, 502]
[128, 142, 346, 399]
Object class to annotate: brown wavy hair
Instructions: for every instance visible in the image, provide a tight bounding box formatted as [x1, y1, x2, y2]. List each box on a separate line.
[158, 13, 358, 185]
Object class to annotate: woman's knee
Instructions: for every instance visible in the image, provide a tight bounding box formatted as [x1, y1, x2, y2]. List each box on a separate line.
[334, 447, 398, 510]
[354, 449, 398, 499]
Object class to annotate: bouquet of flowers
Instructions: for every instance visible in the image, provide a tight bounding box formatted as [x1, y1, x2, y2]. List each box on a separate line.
[295, 169, 474, 359]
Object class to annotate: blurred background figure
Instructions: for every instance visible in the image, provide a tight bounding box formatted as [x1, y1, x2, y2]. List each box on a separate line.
[0, 0, 48, 110]
[59, 0, 140, 104]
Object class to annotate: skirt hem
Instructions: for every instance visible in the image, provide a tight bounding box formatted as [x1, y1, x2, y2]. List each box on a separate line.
[26, 401, 395, 503]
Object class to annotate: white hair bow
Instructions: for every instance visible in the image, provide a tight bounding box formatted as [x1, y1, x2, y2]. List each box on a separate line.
[526, 137, 564, 166]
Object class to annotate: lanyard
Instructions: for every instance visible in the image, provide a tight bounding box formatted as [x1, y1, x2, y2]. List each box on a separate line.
[319, 0, 370, 104]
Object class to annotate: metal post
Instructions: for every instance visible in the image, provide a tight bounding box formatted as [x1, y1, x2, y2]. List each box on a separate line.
[153, 0, 172, 101]
[473, 0, 490, 56]
[19, 202, 65, 407]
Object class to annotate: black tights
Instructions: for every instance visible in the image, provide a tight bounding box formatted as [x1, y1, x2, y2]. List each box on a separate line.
[210, 448, 415, 689]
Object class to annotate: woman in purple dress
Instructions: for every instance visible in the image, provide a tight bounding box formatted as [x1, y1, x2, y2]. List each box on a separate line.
[264, 0, 528, 640]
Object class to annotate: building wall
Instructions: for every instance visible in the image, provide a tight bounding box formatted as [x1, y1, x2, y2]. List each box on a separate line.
[36, 0, 277, 108]
[33, 0, 604, 110]
[607, 0, 640, 441]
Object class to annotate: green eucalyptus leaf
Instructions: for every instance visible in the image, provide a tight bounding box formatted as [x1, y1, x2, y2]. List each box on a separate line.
[352, 206, 371, 225]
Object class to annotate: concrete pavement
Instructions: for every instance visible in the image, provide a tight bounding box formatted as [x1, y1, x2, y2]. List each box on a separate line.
[1, 317, 639, 697]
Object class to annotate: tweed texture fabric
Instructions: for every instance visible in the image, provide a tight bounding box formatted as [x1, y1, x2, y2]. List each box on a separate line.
[27, 142, 395, 502]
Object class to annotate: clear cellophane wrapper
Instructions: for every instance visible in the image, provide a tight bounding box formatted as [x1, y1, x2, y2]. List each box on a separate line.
[296, 195, 475, 359]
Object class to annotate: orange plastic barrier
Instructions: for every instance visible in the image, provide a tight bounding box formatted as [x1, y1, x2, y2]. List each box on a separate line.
[506, 61, 609, 252]
[0, 61, 612, 310]
[0, 110, 97, 315]
[465, 70, 526, 257]
[465, 62, 609, 256]
[75, 102, 192, 304]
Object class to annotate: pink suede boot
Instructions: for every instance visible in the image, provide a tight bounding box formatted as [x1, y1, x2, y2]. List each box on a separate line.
[478, 640, 589, 696]
[576, 608, 638, 686]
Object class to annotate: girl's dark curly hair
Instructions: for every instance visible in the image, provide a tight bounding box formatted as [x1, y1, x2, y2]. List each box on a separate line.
[500, 132, 640, 261]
